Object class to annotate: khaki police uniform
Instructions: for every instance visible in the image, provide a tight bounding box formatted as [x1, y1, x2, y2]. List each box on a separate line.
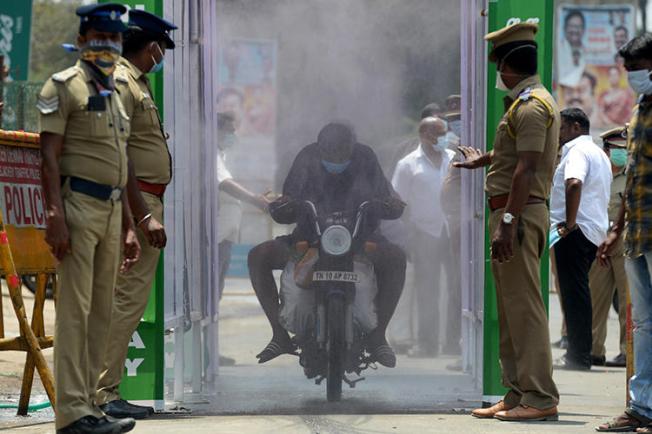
[96, 57, 171, 405]
[590, 128, 629, 358]
[484, 22, 560, 410]
[38, 60, 129, 429]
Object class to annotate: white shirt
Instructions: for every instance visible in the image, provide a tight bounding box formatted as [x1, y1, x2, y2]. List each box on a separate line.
[217, 151, 242, 243]
[391, 144, 455, 238]
[550, 135, 612, 247]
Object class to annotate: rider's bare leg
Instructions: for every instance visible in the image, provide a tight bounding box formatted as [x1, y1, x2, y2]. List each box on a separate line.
[248, 239, 293, 361]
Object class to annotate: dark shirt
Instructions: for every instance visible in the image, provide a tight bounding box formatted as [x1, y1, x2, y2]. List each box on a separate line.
[272, 142, 400, 240]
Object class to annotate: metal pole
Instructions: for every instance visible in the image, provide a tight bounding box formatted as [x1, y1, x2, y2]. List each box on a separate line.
[173, 327, 184, 402]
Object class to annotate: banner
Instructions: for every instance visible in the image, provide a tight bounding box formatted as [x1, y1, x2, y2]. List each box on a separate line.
[0, 0, 33, 81]
[556, 4, 636, 133]
[0, 145, 44, 229]
[217, 38, 277, 188]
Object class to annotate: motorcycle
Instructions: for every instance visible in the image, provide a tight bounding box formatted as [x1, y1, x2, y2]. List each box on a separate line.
[277, 200, 383, 402]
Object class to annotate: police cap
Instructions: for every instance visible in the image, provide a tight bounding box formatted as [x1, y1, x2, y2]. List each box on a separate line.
[485, 20, 538, 62]
[76, 3, 128, 34]
[129, 9, 177, 49]
[600, 126, 628, 148]
[445, 94, 461, 117]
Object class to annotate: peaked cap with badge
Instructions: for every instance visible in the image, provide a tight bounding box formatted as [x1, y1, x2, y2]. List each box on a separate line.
[600, 126, 628, 148]
[77, 3, 128, 33]
[128, 9, 178, 49]
[485, 21, 538, 62]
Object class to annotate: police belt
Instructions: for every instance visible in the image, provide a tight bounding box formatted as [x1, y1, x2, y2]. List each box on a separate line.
[488, 194, 545, 212]
[63, 176, 123, 201]
[137, 179, 167, 198]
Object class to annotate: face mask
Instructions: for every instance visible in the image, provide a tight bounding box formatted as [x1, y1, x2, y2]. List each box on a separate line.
[609, 148, 628, 167]
[449, 120, 462, 137]
[220, 133, 238, 150]
[321, 159, 351, 174]
[496, 72, 509, 91]
[80, 39, 122, 76]
[627, 69, 652, 95]
[150, 42, 165, 74]
[431, 135, 449, 152]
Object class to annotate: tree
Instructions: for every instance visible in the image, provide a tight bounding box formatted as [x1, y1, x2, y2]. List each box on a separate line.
[29, 0, 82, 82]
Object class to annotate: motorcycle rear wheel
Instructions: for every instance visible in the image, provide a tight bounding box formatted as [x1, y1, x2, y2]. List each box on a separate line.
[327, 296, 345, 402]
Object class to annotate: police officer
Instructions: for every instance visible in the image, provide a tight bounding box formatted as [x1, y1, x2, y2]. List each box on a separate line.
[590, 126, 629, 367]
[94, 10, 176, 420]
[454, 21, 560, 421]
[38, 4, 140, 433]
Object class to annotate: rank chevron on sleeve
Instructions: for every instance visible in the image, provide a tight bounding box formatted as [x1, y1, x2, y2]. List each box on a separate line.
[36, 96, 59, 114]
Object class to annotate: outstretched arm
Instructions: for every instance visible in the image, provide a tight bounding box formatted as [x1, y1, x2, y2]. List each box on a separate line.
[453, 147, 493, 169]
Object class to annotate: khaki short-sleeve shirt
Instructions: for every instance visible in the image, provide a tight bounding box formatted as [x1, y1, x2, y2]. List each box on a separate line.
[485, 75, 560, 200]
[37, 60, 129, 188]
[609, 171, 626, 223]
[115, 58, 171, 184]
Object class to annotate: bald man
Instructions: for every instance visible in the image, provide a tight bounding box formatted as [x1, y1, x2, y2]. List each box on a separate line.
[392, 117, 457, 357]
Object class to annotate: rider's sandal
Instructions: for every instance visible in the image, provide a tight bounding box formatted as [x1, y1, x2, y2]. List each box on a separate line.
[256, 340, 297, 364]
[369, 344, 397, 368]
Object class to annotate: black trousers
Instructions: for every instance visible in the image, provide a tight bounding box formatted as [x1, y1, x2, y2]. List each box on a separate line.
[554, 228, 597, 368]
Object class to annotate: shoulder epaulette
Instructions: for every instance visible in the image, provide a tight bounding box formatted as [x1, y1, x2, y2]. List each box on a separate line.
[115, 74, 129, 85]
[518, 87, 533, 101]
[52, 67, 79, 83]
[505, 87, 554, 139]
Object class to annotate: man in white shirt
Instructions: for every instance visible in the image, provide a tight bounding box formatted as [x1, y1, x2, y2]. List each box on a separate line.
[218, 112, 270, 285]
[392, 117, 456, 357]
[550, 107, 612, 370]
[217, 112, 270, 363]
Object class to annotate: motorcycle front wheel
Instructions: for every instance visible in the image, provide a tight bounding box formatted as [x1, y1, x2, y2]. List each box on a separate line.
[327, 295, 345, 402]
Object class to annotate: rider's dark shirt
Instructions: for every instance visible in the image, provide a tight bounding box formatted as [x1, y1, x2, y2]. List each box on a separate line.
[282, 142, 395, 214]
[272, 142, 399, 242]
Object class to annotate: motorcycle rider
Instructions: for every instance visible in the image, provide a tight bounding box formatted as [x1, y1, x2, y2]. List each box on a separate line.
[248, 122, 407, 368]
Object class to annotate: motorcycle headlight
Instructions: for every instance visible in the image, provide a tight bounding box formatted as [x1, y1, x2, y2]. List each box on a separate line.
[321, 225, 352, 256]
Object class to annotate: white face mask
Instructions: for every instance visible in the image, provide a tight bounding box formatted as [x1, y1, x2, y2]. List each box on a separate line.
[496, 72, 509, 91]
[431, 135, 449, 152]
[627, 69, 652, 95]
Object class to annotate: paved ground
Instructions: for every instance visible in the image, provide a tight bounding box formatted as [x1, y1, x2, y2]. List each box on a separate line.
[0, 277, 630, 433]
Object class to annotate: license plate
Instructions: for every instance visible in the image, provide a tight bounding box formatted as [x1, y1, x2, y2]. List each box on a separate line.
[312, 271, 359, 283]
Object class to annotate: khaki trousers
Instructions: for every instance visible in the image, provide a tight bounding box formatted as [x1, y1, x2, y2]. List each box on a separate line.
[55, 189, 122, 429]
[96, 193, 162, 404]
[590, 234, 628, 357]
[489, 203, 559, 410]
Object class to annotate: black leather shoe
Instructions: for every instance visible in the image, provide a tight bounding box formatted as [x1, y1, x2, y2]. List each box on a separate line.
[554, 355, 591, 371]
[104, 415, 136, 433]
[100, 399, 151, 420]
[606, 353, 627, 367]
[552, 336, 568, 349]
[592, 355, 606, 366]
[56, 415, 125, 434]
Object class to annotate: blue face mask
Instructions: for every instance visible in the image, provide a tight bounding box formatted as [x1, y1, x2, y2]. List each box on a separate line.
[150, 43, 165, 74]
[449, 120, 462, 137]
[219, 133, 238, 150]
[321, 159, 351, 174]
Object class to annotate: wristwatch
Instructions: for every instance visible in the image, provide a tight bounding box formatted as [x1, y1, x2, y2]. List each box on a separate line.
[502, 212, 515, 225]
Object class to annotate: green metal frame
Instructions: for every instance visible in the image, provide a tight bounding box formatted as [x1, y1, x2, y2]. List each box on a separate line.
[483, 0, 554, 402]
